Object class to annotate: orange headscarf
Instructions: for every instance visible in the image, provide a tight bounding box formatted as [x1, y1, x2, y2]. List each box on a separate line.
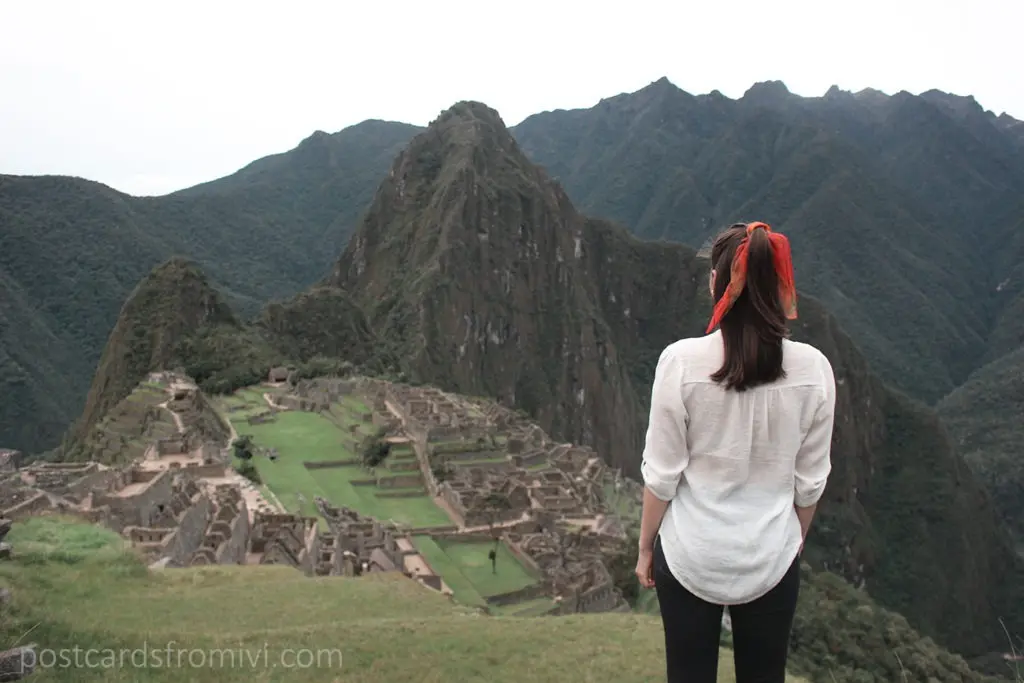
[705, 222, 798, 334]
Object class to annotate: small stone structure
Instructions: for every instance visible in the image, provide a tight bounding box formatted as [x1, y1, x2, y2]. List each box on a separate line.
[268, 367, 291, 383]
[186, 486, 250, 566]
[0, 450, 23, 472]
[249, 512, 320, 574]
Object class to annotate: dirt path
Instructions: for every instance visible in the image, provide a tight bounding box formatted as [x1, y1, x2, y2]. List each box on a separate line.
[157, 399, 185, 433]
[459, 511, 532, 534]
[263, 393, 287, 410]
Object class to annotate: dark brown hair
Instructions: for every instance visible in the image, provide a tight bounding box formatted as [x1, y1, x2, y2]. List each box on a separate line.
[709, 223, 790, 391]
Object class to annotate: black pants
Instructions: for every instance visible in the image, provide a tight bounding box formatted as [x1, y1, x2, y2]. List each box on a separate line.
[653, 537, 800, 683]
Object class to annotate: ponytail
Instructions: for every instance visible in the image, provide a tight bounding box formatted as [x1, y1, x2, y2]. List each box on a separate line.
[708, 222, 798, 391]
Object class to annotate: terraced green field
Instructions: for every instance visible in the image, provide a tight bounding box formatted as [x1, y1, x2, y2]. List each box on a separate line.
[214, 387, 452, 528]
[412, 536, 539, 608]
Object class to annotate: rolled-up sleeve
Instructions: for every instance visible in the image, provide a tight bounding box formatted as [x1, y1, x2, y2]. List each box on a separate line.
[640, 346, 689, 502]
[794, 355, 836, 507]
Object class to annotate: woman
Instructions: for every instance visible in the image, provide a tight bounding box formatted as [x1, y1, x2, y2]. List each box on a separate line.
[634, 222, 835, 683]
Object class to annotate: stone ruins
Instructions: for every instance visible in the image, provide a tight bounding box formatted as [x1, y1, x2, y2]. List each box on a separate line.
[3, 369, 636, 618]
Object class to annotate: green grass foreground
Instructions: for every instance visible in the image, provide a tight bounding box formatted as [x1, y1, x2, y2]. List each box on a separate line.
[0, 517, 811, 682]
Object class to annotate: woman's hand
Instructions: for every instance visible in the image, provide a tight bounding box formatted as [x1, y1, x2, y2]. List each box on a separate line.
[635, 547, 655, 589]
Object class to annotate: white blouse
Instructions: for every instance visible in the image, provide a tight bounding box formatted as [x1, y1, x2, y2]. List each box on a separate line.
[641, 331, 835, 604]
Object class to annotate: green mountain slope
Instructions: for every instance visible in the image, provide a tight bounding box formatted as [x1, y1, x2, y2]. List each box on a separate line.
[937, 346, 1024, 547]
[513, 78, 1024, 403]
[0, 120, 416, 453]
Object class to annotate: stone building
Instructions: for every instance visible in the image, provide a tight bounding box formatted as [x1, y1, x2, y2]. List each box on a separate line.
[0, 450, 23, 472]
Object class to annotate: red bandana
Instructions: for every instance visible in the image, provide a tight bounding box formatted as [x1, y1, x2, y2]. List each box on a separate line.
[706, 222, 798, 334]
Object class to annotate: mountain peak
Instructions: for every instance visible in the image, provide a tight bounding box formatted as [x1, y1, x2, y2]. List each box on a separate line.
[824, 84, 850, 99]
[330, 101, 653, 474]
[399, 100, 524, 172]
[332, 99, 564, 292]
[71, 257, 237, 441]
[741, 80, 794, 107]
[434, 100, 506, 126]
[919, 89, 987, 119]
[643, 76, 677, 93]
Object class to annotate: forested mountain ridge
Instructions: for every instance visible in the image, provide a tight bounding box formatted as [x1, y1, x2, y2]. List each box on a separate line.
[0, 120, 415, 453]
[5, 79, 1022, 457]
[513, 78, 1024, 404]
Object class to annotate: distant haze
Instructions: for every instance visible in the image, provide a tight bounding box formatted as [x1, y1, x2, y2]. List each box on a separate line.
[1, 0, 1018, 196]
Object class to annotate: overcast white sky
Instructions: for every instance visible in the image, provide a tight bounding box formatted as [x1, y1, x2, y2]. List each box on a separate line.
[1, 0, 1018, 196]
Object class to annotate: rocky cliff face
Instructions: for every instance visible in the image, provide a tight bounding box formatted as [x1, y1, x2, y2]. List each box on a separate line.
[331, 102, 648, 474]
[331, 102, 1024, 656]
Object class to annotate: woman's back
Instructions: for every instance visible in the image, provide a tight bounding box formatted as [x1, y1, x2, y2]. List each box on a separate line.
[642, 330, 835, 605]
[636, 221, 837, 683]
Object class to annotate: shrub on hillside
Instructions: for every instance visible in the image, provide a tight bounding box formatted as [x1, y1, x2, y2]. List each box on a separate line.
[360, 427, 391, 468]
[234, 459, 261, 485]
[290, 357, 355, 382]
[786, 568, 1009, 683]
[232, 436, 254, 461]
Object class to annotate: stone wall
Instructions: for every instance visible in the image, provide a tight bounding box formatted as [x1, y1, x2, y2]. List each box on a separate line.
[124, 526, 174, 544]
[250, 513, 319, 575]
[3, 493, 52, 520]
[428, 531, 496, 544]
[485, 582, 549, 607]
[504, 534, 545, 578]
[66, 468, 120, 500]
[450, 460, 515, 474]
[0, 449, 23, 471]
[303, 460, 361, 470]
[199, 443, 222, 464]
[188, 489, 250, 566]
[375, 490, 426, 499]
[439, 449, 503, 462]
[512, 451, 548, 469]
[276, 395, 327, 413]
[156, 438, 186, 456]
[382, 397, 439, 497]
[408, 524, 459, 535]
[376, 474, 423, 489]
[175, 463, 227, 479]
[162, 495, 213, 565]
[93, 470, 173, 527]
[216, 500, 250, 564]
